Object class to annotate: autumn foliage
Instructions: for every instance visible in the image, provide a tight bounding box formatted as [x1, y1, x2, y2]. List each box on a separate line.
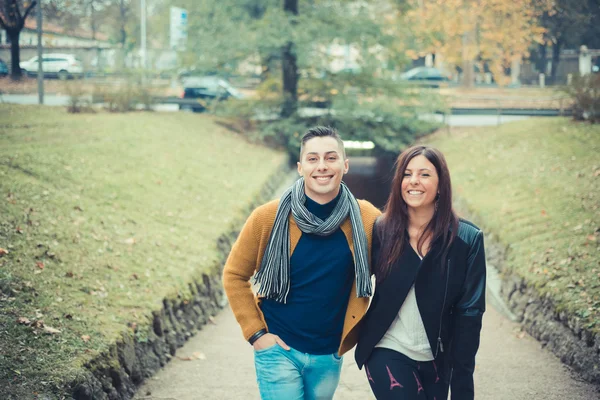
[403, 0, 553, 85]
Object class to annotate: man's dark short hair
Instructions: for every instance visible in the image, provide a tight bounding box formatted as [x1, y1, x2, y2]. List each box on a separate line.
[300, 126, 346, 159]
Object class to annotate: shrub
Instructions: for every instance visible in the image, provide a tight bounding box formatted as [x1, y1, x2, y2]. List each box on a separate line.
[91, 72, 156, 113]
[64, 80, 95, 114]
[562, 74, 600, 123]
[215, 74, 444, 157]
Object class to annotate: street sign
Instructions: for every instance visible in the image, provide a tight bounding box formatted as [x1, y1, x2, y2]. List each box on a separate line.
[170, 7, 188, 51]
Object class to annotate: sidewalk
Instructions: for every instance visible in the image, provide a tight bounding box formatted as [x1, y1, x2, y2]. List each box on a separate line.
[134, 298, 598, 400]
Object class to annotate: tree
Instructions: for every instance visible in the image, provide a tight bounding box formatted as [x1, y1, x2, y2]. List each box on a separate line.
[169, 0, 440, 156]
[0, 0, 38, 80]
[403, 0, 550, 86]
[281, 0, 298, 117]
[536, 0, 591, 83]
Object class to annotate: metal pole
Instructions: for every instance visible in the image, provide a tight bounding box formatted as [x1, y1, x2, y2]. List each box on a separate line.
[141, 0, 147, 81]
[37, 0, 44, 104]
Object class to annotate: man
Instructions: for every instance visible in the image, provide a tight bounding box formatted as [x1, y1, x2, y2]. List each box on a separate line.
[223, 126, 381, 399]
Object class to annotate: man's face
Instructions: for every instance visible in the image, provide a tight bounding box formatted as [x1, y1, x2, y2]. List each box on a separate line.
[297, 137, 349, 204]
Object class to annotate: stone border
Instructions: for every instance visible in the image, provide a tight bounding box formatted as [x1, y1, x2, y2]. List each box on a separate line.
[500, 271, 600, 385]
[459, 201, 600, 387]
[66, 160, 293, 400]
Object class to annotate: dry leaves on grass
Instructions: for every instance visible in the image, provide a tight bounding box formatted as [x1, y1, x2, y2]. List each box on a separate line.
[81, 335, 91, 343]
[0, 248, 9, 256]
[17, 317, 61, 334]
[43, 325, 61, 334]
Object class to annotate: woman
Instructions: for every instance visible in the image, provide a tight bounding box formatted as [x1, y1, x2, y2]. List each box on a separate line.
[355, 145, 486, 400]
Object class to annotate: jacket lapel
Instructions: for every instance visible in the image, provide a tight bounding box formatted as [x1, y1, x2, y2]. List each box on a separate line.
[377, 244, 422, 317]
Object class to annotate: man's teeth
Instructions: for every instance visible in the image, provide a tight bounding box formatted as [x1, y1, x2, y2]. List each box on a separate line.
[408, 191, 423, 194]
[316, 176, 331, 181]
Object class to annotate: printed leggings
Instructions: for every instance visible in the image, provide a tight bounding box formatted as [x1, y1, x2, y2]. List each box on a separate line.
[364, 348, 449, 400]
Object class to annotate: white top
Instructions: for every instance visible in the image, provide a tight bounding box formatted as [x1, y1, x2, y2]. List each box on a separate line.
[374, 255, 434, 361]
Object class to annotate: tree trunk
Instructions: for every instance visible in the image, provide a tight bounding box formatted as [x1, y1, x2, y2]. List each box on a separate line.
[90, 0, 97, 40]
[8, 29, 22, 80]
[119, 0, 127, 69]
[537, 43, 547, 74]
[461, 30, 475, 88]
[281, 0, 298, 118]
[550, 39, 561, 84]
[281, 42, 298, 118]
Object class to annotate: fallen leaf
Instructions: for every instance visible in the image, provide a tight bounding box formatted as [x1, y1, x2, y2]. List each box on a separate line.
[594, 169, 600, 177]
[43, 325, 61, 334]
[587, 235, 597, 242]
[36, 261, 44, 269]
[0, 248, 8, 256]
[208, 316, 217, 325]
[124, 237, 136, 245]
[81, 335, 91, 343]
[65, 271, 74, 278]
[177, 351, 206, 361]
[540, 209, 547, 217]
[17, 317, 31, 325]
[516, 331, 526, 339]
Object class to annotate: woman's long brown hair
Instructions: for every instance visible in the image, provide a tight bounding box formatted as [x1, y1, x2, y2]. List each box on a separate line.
[376, 145, 459, 282]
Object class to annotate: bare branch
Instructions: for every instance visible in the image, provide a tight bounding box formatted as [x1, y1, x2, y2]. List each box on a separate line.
[22, 1, 38, 22]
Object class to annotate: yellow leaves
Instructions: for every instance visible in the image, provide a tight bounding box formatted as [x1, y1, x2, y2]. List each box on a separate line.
[402, 0, 549, 86]
[405, 49, 419, 60]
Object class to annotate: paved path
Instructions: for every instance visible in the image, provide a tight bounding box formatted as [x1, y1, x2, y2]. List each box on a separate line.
[134, 298, 598, 400]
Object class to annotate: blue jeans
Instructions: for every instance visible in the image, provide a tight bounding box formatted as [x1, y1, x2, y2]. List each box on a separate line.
[254, 344, 343, 400]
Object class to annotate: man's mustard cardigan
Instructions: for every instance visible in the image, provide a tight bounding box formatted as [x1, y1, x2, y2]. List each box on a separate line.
[223, 198, 381, 356]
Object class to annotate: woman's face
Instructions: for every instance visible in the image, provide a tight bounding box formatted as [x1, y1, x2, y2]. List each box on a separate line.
[401, 155, 439, 212]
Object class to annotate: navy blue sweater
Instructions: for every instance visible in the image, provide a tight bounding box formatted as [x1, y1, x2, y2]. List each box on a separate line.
[260, 193, 355, 355]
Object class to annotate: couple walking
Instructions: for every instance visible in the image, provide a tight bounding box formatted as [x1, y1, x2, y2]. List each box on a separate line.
[223, 126, 486, 400]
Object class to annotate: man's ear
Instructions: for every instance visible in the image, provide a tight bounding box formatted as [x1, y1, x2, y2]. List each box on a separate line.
[297, 161, 303, 176]
[343, 158, 349, 174]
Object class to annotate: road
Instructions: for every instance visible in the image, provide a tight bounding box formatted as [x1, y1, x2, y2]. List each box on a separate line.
[1, 94, 530, 127]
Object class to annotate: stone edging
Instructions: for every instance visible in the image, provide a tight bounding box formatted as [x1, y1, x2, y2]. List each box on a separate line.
[500, 271, 600, 385]
[462, 205, 600, 387]
[67, 159, 293, 400]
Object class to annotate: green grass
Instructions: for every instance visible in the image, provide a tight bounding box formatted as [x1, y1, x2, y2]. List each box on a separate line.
[0, 105, 286, 398]
[426, 118, 600, 331]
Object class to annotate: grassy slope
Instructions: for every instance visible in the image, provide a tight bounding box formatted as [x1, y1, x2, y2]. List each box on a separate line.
[426, 118, 600, 331]
[0, 105, 286, 397]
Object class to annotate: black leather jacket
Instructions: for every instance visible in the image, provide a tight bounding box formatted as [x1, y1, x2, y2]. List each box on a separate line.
[355, 219, 486, 400]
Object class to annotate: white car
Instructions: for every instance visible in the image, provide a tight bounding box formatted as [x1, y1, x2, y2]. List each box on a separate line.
[20, 53, 84, 79]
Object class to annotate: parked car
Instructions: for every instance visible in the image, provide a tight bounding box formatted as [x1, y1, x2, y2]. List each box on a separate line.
[397, 67, 451, 86]
[19, 53, 84, 79]
[0, 59, 8, 77]
[179, 76, 244, 112]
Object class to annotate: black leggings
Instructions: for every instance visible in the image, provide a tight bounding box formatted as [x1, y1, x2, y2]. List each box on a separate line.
[365, 348, 449, 400]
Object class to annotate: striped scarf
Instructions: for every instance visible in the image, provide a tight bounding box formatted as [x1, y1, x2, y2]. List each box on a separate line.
[253, 178, 372, 303]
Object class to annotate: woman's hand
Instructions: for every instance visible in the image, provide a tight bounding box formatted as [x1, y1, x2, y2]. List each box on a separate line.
[252, 333, 291, 351]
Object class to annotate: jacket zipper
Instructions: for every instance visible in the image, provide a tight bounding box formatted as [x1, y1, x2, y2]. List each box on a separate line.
[435, 259, 451, 358]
